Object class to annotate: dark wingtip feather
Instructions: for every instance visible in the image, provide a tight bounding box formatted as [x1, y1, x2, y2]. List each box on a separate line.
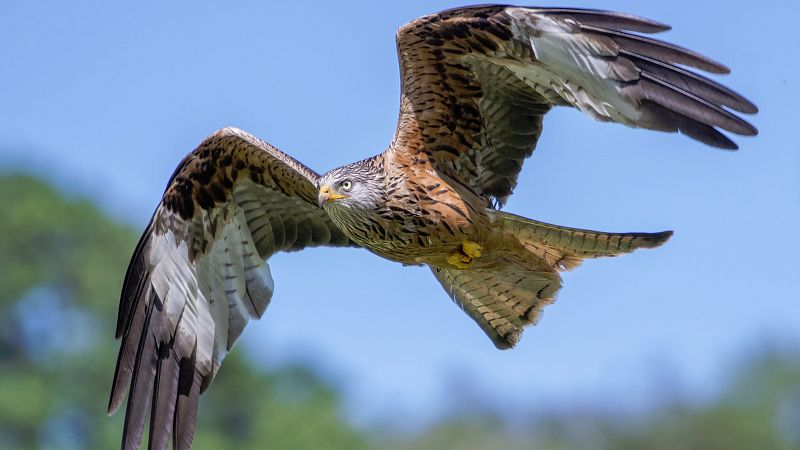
[533, 7, 672, 33]
[109, 288, 151, 415]
[639, 74, 757, 137]
[148, 344, 179, 450]
[582, 24, 731, 74]
[680, 120, 740, 150]
[641, 100, 742, 150]
[121, 300, 159, 450]
[117, 225, 154, 339]
[174, 368, 202, 450]
[621, 49, 758, 115]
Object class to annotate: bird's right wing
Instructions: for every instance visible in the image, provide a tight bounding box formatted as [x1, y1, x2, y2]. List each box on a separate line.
[392, 5, 758, 206]
[108, 127, 355, 450]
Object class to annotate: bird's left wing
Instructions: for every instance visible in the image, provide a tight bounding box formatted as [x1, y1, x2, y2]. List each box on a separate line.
[392, 5, 757, 206]
[108, 127, 354, 450]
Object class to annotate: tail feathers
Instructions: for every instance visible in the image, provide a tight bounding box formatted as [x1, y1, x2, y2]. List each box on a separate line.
[430, 265, 561, 349]
[490, 210, 673, 271]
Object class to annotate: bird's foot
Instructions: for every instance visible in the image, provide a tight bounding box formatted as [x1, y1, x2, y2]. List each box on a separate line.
[462, 241, 482, 259]
[447, 241, 483, 269]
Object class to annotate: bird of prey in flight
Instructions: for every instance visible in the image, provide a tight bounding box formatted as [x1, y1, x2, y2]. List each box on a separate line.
[108, 5, 757, 449]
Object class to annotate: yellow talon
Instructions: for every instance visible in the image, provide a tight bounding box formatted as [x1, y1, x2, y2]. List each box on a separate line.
[462, 241, 482, 259]
[447, 252, 471, 269]
[447, 241, 483, 269]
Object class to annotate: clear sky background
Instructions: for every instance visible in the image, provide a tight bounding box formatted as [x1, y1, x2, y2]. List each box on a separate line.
[1, 0, 798, 428]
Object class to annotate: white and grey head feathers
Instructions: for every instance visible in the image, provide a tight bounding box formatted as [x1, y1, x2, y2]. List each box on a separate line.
[319, 156, 385, 211]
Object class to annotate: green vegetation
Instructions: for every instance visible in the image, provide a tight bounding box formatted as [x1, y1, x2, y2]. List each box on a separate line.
[385, 343, 800, 449]
[0, 173, 798, 449]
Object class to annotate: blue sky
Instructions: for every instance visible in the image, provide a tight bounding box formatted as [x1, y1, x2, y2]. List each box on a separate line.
[2, 0, 798, 427]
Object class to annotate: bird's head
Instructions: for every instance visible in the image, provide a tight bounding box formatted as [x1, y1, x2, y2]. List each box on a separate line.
[318, 158, 384, 211]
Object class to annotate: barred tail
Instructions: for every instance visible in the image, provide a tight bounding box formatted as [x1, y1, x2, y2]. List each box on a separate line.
[490, 210, 673, 271]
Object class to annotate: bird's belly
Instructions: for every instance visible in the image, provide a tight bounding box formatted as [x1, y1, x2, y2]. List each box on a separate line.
[349, 223, 472, 266]
[327, 202, 487, 266]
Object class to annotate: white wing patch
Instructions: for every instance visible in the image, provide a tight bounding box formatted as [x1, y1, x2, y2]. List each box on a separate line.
[502, 8, 642, 125]
[146, 205, 274, 382]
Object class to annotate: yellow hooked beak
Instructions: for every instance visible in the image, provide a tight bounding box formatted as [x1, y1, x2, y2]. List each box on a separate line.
[318, 185, 347, 207]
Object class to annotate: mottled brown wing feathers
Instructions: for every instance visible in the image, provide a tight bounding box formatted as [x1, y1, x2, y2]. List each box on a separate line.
[109, 127, 354, 450]
[393, 5, 757, 206]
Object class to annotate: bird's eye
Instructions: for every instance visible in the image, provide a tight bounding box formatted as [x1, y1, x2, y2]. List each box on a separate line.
[340, 180, 352, 191]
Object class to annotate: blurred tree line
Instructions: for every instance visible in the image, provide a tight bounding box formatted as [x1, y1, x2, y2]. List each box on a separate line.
[0, 172, 798, 449]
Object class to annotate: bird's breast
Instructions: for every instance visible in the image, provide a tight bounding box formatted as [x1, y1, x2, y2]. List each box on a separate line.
[326, 200, 480, 266]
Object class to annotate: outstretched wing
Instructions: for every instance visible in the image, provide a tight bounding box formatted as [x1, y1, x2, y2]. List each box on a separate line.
[392, 5, 758, 206]
[108, 127, 354, 450]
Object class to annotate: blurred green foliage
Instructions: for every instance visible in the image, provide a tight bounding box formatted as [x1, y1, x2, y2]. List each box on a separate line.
[385, 344, 800, 450]
[0, 173, 798, 449]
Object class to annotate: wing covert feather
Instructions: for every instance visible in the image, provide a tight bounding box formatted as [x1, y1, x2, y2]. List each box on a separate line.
[109, 128, 355, 450]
